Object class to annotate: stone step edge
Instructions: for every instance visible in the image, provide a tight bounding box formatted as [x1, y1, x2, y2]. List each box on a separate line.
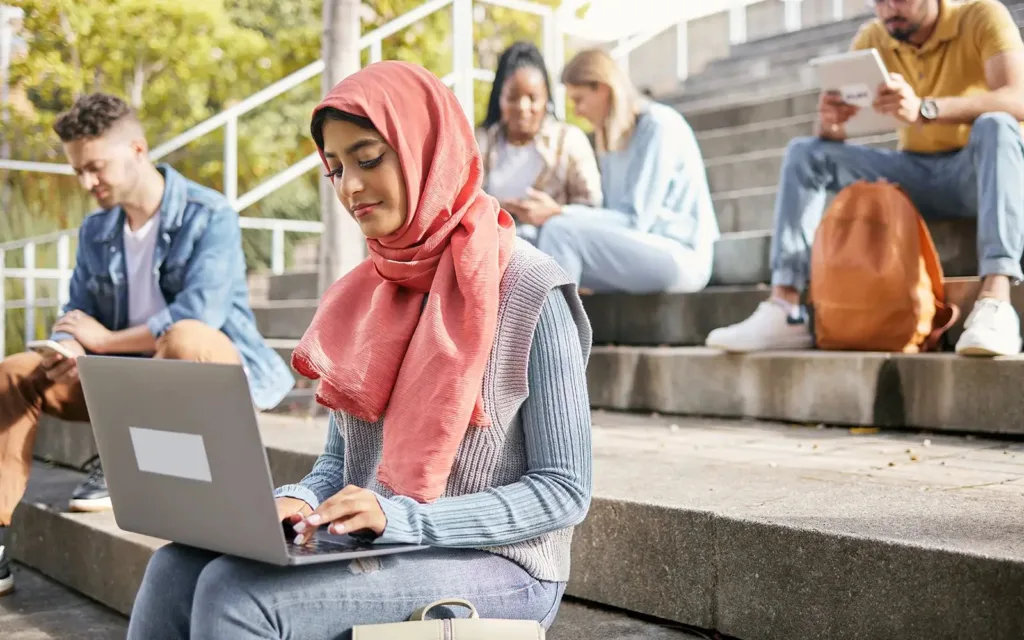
[6, 466, 697, 639]
[672, 83, 817, 116]
[586, 346, 1024, 436]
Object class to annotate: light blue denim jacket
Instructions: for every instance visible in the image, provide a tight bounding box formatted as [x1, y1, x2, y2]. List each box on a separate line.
[561, 101, 721, 252]
[50, 164, 295, 410]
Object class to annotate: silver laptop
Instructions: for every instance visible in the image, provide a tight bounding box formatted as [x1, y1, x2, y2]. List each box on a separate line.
[77, 356, 428, 566]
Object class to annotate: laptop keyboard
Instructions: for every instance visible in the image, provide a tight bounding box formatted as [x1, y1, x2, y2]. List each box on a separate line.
[287, 537, 375, 556]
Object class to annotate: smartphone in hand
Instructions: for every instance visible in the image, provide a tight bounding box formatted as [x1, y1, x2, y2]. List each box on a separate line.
[26, 339, 77, 360]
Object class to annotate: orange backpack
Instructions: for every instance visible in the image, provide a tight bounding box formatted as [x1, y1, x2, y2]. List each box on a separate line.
[809, 180, 959, 352]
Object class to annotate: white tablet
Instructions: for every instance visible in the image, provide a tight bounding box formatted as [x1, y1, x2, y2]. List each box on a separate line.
[808, 48, 903, 137]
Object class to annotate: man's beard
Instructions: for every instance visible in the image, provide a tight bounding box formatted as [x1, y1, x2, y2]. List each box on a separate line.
[886, 19, 921, 42]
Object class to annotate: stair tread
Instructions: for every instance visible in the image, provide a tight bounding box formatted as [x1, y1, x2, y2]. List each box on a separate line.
[256, 411, 1024, 557]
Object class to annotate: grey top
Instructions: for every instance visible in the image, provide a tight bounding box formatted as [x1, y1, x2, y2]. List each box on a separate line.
[276, 240, 594, 582]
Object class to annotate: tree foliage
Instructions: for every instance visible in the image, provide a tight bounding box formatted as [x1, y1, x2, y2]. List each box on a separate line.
[4, 0, 569, 244]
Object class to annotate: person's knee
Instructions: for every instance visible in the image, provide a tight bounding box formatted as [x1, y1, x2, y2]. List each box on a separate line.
[969, 112, 1020, 148]
[191, 557, 270, 633]
[535, 214, 576, 251]
[783, 136, 831, 164]
[0, 351, 44, 381]
[141, 543, 200, 590]
[157, 320, 230, 362]
[132, 546, 196, 619]
[0, 351, 45, 406]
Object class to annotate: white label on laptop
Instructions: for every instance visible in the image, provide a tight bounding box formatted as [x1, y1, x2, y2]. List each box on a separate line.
[129, 427, 213, 483]
[839, 83, 873, 108]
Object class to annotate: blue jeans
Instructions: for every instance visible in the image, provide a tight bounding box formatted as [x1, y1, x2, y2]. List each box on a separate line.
[533, 209, 714, 294]
[126, 544, 566, 640]
[771, 111, 1024, 291]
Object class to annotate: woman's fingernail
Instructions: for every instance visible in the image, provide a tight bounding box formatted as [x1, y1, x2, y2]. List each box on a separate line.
[305, 514, 321, 526]
[294, 534, 305, 545]
[292, 521, 306, 533]
[331, 523, 346, 535]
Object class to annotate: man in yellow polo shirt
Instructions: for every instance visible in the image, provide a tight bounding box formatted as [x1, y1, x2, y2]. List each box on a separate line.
[706, 0, 1024, 357]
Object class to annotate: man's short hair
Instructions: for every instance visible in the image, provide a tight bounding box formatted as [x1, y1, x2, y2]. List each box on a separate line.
[53, 93, 140, 143]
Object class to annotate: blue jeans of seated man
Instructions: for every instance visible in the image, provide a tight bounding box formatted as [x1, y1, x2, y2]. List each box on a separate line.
[771, 111, 1024, 291]
[126, 543, 566, 640]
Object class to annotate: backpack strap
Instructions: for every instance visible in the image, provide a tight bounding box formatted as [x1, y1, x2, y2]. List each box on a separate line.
[915, 214, 960, 351]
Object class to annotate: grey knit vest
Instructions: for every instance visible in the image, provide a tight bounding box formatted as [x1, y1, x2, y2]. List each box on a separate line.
[332, 239, 592, 582]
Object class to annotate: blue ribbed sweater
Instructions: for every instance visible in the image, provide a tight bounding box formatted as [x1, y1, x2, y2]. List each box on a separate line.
[275, 241, 594, 582]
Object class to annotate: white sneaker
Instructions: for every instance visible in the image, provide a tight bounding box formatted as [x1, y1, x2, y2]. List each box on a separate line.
[705, 299, 814, 352]
[0, 535, 13, 597]
[954, 297, 1022, 357]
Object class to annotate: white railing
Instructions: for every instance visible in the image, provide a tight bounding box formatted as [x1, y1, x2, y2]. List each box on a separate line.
[0, 0, 562, 355]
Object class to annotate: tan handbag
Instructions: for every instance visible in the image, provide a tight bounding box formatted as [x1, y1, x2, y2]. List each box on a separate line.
[352, 598, 546, 639]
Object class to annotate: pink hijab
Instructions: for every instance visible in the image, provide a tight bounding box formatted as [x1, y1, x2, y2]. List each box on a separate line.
[291, 61, 517, 502]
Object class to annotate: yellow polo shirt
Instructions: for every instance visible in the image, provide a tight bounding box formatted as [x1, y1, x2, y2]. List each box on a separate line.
[850, 0, 1024, 154]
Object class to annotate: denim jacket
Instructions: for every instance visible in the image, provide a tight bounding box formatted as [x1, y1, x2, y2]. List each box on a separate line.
[50, 164, 295, 410]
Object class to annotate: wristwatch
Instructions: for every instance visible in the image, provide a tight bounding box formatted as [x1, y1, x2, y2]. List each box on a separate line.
[920, 98, 939, 121]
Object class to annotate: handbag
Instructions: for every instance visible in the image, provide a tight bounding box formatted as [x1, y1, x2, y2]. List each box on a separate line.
[352, 598, 546, 639]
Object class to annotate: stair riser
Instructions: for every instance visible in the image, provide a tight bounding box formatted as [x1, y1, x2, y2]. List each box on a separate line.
[706, 30, 856, 69]
[722, 14, 871, 60]
[680, 70, 820, 107]
[585, 275, 1024, 346]
[269, 271, 320, 301]
[697, 118, 816, 159]
[704, 137, 898, 194]
[680, 91, 819, 132]
[713, 192, 777, 232]
[253, 306, 316, 340]
[588, 347, 1024, 435]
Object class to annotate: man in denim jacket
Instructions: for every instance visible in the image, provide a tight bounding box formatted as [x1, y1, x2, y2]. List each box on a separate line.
[0, 94, 295, 594]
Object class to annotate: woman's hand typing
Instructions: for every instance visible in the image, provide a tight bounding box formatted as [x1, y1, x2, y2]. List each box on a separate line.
[290, 485, 387, 544]
[275, 497, 313, 524]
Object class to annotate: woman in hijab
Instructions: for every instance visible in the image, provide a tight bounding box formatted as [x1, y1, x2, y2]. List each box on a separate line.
[126, 61, 594, 639]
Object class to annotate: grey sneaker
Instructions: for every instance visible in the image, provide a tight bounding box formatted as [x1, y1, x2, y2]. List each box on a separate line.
[0, 528, 13, 596]
[68, 455, 112, 513]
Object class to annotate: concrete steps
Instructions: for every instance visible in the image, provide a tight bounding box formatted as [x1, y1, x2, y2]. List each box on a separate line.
[249, 216, 1005, 314]
[681, 4, 1024, 106]
[254, 280, 1024, 437]
[6, 469, 704, 639]
[3, 481, 695, 640]
[257, 273, 1024, 352]
[704, 135, 897, 193]
[1, 564, 130, 639]
[589, 347, 1024, 436]
[695, 114, 817, 159]
[676, 87, 820, 133]
[718, 12, 870, 62]
[16, 413, 1024, 640]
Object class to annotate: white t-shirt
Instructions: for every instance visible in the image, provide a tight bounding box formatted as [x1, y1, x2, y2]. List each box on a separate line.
[124, 213, 169, 328]
[485, 139, 545, 202]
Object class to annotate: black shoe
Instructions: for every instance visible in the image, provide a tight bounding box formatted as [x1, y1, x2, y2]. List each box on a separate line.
[0, 528, 13, 596]
[68, 455, 112, 513]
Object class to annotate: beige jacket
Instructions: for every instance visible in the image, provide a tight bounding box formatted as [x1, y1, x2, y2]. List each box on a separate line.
[476, 117, 604, 207]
